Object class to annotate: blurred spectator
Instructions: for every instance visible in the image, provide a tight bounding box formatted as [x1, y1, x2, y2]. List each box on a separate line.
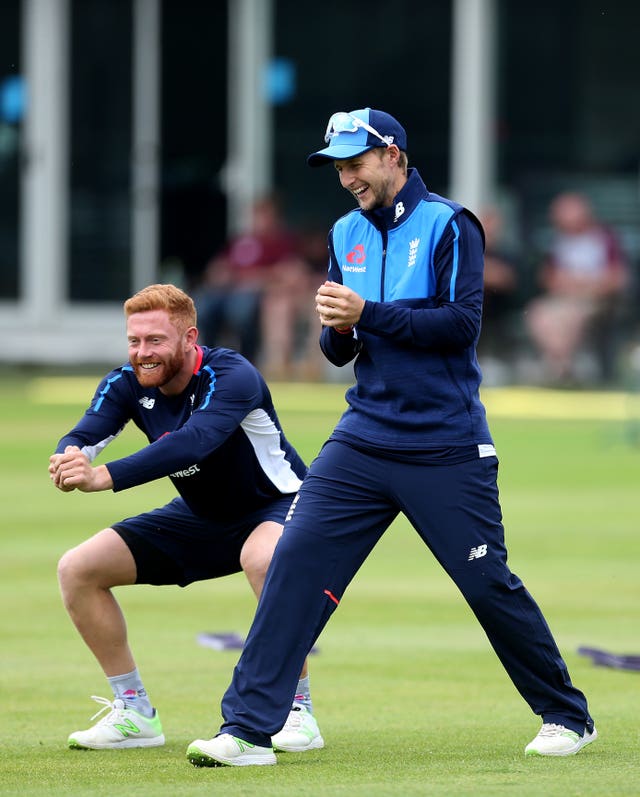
[477, 205, 519, 374]
[195, 194, 313, 380]
[525, 192, 629, 385]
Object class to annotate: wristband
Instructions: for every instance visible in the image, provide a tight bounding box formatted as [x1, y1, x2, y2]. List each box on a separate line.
[334, 325, 354, 334]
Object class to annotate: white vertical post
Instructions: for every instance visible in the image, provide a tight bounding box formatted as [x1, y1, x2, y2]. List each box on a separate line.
[449, 0, 496, 213]
[131, 0, 161, 291]
[226, 0, 273, 236]
[21, 0, 69, 318]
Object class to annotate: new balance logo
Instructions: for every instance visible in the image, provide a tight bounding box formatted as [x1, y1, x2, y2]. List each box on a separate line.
[468, 544, 488, 561]
[139, 396, 155, 409]
[408, 237, 420, 267]
[394, 201, 405, 223]
[113, 718, 141, 738]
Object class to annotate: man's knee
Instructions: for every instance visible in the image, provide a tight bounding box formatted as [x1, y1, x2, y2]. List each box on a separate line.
[239, 520, 285, 591]
[57, 529, 135, 596]
[239, 540, 273, 584]
[58, 544, 87, 588]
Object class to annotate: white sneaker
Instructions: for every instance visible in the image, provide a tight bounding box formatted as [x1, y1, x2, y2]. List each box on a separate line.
[525, 723, 598, 756]
[271, 704, 325, 752]
[187, 733, 276, 767]
[68, 695, 165, 750]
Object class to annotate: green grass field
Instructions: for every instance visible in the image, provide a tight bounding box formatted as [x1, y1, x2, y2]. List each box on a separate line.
[1, 374, 639, 796]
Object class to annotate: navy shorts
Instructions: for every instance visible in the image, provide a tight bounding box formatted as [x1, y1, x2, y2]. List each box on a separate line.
[112, 495, 294, 587]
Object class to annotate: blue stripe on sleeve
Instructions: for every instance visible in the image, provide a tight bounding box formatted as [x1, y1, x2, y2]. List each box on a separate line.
[199, 365, 217, 409]
[449, 220, 460, 301]
[92, 367, 132, 411]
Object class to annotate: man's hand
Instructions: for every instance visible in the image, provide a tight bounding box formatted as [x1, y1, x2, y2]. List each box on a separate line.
[49, 445, 113, 493]
[316, 281, 365, 329]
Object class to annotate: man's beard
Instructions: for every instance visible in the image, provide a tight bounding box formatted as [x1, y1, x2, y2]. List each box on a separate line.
[356, 182, 387, 211]
[133, 351, 184, 388]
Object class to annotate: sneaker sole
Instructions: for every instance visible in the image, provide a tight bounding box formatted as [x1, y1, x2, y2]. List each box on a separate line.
[69, 735, 165, 750]
[187, 745, 276, 767]
[273, 735, 325, 753]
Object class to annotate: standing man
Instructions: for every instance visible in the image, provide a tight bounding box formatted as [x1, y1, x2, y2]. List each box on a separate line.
[186, 108, 596, 767]
[49, 283, 323, 753]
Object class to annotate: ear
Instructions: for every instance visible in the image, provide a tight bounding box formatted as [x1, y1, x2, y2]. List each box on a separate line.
[385, 144, 401, 165]
[185, 325, 199, 349]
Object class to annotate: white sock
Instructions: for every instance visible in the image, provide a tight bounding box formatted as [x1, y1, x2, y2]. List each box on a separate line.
[108, 668, 154, 718]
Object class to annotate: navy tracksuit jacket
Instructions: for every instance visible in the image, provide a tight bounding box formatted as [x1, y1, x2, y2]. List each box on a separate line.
[220, 169, 594, 743]
[55, 345, 306, 522]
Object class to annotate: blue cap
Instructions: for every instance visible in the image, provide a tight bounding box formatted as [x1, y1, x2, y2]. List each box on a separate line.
[307, 108, 407, 167]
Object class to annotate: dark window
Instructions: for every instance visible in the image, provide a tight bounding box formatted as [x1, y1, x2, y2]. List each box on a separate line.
[69, 0, 133, 301]
[160, 0, 228, 289]
[497, 0, 640, 260]
[273, 0, 452, 232]
[0, 0, 21, 300]
[499, 0, 640, 179]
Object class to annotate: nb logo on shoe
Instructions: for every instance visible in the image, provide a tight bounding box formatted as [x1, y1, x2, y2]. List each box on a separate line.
[468, 544, 488, 561]
[113, 718, 141, 738]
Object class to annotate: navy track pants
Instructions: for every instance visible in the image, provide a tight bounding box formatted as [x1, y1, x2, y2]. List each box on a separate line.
[220, 440, 593, 745]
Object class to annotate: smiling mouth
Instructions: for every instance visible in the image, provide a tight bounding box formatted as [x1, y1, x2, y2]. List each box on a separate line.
[353, 186, 367, 198]
[139, 362, 161, 370]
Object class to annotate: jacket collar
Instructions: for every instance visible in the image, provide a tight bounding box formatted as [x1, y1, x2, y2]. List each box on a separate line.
[365, 168, 428, 230]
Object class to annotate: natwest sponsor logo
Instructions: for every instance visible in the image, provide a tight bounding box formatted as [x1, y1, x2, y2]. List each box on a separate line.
[170, 464, 201, 478]
[343, 264, 366, 273]
[343, 243, 366, 273]
[346, 244, 365, 264]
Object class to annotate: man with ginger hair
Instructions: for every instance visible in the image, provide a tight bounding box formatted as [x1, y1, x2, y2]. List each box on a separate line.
[49, 283, 323, 752]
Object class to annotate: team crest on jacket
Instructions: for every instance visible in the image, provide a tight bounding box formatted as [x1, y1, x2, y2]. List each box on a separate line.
[408, 237, 420, 267]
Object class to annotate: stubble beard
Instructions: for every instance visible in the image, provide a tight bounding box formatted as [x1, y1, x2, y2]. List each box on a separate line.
[356, 177, 393, 212]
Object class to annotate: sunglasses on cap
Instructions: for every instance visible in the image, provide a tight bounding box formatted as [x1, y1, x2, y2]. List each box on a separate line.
[324, 112, 394, 147]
